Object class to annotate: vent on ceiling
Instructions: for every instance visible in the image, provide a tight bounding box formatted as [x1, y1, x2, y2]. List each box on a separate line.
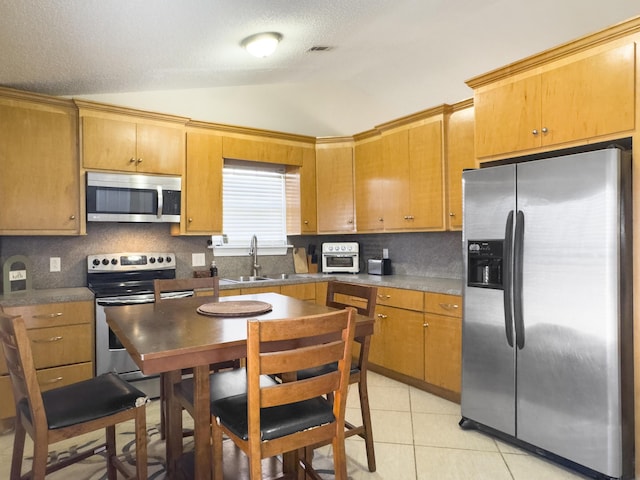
[307, 46, 334, 52]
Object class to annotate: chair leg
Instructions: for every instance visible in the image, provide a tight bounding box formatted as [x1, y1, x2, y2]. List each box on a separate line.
[211, 418, 224, 480]
[331, 435, 348, 480]
[135, 407, 148, 480]
[106, 425, 117, 480]
[10, 418, 26, 480]
[31, 432, 49, 480]
[358, 376, 376, 472]
[159, 374, 167, 440]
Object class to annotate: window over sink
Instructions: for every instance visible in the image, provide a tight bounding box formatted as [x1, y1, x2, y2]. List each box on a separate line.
[216, 159, 290, 256]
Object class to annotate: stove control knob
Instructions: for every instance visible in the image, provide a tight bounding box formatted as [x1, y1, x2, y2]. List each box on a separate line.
[166, 256, 172, 263]
[111, 258, 117, 265]
[92, 259, 100, 266]
[149, 257, 156, 264]
[102, 259, 109, 265]
[157, 257, 164, 263]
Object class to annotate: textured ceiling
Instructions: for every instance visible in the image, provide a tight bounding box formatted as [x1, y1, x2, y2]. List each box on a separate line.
[1, 1, 639, 136]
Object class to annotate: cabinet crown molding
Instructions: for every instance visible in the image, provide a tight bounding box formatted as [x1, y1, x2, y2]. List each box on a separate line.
[466, 14, 640, 88]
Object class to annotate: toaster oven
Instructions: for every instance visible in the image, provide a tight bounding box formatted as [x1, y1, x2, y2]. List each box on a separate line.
[321, 242, 359, 273]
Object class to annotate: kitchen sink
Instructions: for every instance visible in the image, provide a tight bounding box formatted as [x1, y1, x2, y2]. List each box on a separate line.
[222, 274, 289, 283]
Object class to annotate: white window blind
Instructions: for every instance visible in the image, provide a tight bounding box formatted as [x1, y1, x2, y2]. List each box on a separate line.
[222, 161, 288, 249]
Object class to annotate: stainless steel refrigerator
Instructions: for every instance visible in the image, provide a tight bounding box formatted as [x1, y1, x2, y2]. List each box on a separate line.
[460, 147, 634, 479]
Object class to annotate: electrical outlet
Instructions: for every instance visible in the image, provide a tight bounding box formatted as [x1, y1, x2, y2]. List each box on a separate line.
[382, 248, 389, 259]
[192, 253, 206, 267]
[50, 257, 61, 272]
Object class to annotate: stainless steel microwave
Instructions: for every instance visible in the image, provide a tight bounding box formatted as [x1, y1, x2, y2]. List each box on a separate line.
[86, 172, 181, 223]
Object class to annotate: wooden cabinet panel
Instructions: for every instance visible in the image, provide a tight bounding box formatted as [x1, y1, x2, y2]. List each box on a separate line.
[28, 324, 92, 370]
[425, 292, 462, 318]
[240, 285, 281, 295]
[184, 131, 223, 234]
[0, 95, 80, 234]
[424, 314, 461, 393]
[220, 288, 242, 297]
[300, 147, 317, 233]
[354, 136, 384, 232]
[81, 114, 185, 175]
[379, 305, 425, 379]
[3, 300, 93, 330]
[474, 43, 635, 158]
[381, 129, 410, 230]
[316, 144, 355, 233]
[315, 282, 328, 305]
[222, 136, 303, 166]
[376, 287, 424, 311]
[281, 283, 316, 301]
[445, 102, 475, 231]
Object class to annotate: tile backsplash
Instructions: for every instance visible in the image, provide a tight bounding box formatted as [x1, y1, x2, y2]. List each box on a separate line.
[0, 224, 462, 290]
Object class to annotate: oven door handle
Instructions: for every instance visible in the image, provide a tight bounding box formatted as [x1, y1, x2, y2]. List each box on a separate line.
[96, 298, 154, 307]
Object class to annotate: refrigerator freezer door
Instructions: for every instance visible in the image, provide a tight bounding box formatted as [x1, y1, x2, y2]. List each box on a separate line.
[461, 164, 517, 436]
[515, 149, 625, 477]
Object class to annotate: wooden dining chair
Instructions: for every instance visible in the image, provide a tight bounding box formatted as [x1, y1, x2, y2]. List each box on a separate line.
[0, 312, 148, 480]
[297, 280, 378, 471]
[154, 275, 240, 440]
[175, 307, 356, 479]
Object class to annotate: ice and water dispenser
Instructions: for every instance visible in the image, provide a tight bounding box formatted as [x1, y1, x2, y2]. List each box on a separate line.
[467, 240, 504, 289]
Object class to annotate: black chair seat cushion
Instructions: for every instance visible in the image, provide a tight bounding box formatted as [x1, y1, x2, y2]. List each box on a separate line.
[18, 372, 147, 430]
[177, 368, 277, 405]
[212, 393, 335, 442]
[297, 361, 359, 380]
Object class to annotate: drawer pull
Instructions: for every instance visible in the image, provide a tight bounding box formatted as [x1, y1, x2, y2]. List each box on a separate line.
[41, 376, 63, 385]
[33, 336, 63, 343]
[32, 312, 63, 319]
[438, 303, 459, 310]
[377, 294, 391, 299]
[423, 322, 429, 327]
[376, 314, 388, 319]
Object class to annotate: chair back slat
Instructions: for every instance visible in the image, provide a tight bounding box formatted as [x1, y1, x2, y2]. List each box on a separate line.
[0, 313, 46, 428]
[326, 281, 377, 318]
[154, 276, 219, 303]
[246, 307, 355, 434]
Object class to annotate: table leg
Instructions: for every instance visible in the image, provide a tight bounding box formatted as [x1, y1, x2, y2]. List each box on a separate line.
[193, 364, 212, 480]
[164, 370, 182, 477]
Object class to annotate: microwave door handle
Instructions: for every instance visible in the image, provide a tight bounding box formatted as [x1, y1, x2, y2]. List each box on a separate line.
[157, 185, 163, 218]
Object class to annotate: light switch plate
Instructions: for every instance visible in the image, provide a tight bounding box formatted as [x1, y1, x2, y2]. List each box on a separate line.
[50, 257, 61, 272]
[192, 253, 206, 267]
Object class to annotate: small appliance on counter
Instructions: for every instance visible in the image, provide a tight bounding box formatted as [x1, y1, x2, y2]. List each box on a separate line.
[321, 242, 359, 273]
[367, 258, 392, 275]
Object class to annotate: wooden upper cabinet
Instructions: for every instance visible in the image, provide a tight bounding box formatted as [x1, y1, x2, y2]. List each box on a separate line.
[82, 116, 185, 174]
[183, 129, 223, 235]
[0, 90, 80, 235]
[381, 120, 445, 231]
[445, 101, 475, 231]
[315, 142, 355, 233]
[222, 135, 303, 166]
[473, 42, 635, 159]
[299, 146, 317, 233]
[354, 135, 384, 232]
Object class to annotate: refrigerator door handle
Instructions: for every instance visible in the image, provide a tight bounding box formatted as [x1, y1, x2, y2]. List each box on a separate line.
[503, 210, 515, 347]
[514, 210, 525, 349]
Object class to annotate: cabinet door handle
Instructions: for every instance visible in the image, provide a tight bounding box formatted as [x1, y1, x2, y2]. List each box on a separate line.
[188, 217, 193, 223]
[304, 220, 309, 225]
[423, 323, 429, 328]
[41, 376, 63, 385]
[32, 312, 63, 319]
[439, 303, 459, 310]
[137, 158, 143, 164]
[377, 313, 388, 319]
[449, 212, 455, 217]
[33, 336, 63, 343]
[378, 294, 391, 299]
[532, 129, 539, 135]
[541, 127, 548, 134]
[129, 157, 137, 164]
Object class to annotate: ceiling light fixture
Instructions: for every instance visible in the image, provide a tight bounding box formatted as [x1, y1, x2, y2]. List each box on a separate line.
[241, 32, 283, 58]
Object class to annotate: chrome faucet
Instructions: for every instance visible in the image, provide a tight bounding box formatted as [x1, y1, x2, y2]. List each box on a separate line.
[249, 234, 260, 277]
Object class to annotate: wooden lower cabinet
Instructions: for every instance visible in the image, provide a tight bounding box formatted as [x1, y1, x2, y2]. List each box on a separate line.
[281, 283, 315, 301]
[369, 287, 462, 401]
[0, 300, 94, 423]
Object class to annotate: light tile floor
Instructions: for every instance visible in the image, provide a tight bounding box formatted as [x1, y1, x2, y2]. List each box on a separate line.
[0, 371, 593, 479]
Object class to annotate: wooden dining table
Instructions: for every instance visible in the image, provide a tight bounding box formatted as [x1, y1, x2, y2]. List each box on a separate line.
[105, 291, 375, 480]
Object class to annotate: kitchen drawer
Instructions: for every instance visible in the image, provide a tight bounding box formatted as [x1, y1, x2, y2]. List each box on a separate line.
[376, 287, 425, 312]
[3, 300, 93, 329]
[425, 293, 462, 318]
[0, 324, 93, 374]
[0, 362, 93, 420]
[240, 285, 281, 295]
[281, 283, 316, 301]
